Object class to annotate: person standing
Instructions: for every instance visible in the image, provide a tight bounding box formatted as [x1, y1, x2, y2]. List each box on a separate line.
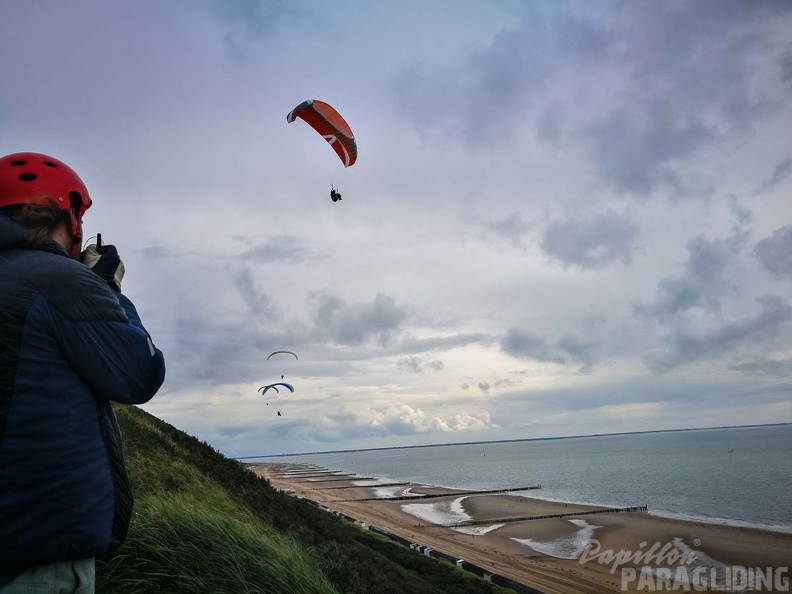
[0, 152, 166, 593]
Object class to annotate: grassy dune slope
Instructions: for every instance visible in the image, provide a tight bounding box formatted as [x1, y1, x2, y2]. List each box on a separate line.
[97, 405, 511, 594]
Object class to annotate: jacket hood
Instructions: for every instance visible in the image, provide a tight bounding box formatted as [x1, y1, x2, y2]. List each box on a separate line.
[0, 212, 69, 257]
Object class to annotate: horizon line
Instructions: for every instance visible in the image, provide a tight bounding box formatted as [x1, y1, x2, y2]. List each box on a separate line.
[234, 421, 791, 460]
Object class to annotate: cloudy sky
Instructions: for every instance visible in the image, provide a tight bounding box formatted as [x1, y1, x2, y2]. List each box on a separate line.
[3, 0, 792, 456]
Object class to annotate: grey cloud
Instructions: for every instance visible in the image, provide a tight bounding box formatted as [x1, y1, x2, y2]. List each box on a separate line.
[583, 313, 606, 332]
[480, 213, 530, 250]
[643, 295, 792, 374]
[778, 45, 792, 83]
[555, 335, 598, 368]
[398, 356, 423, 373]
[478, 382, 491, 393]
[239, 235, 324, 264]
[686, 234, 745, 283]
[634, 1, 792, 100]
[208, 0, 297, 54]
[396, 2, 791, 199]
[541, 210, 639, 269]
[634, 233, 745, 319]
[494, 377, 516, 388]
[754, 158, 792, 195]
[395, 11, 614, 142]
[584, 101, 714, 196]
[501, 327, 599, 368]
[583, 2, 792, 197]
[216, 422, 261, 439]
[312, 293, 408, 346]
[753, 225, 792, 281]
[265, 417, 319, 443]
[157, 290, 454, 392]
[396, 333, 492, 354]
[501, 328, 563, 364]
[635, 277, 702, 319]
[496, 373, 792, 417]
[729, 201, 754, 228]
[139, 245, 179, 258]
[234, 267, 279, 320]
[230, 330, 487, 373]
[161, 316, 284, 390]
[397, 356, 444, 374]
[729, 357, 792, 378]
[537, 105, 563, 144]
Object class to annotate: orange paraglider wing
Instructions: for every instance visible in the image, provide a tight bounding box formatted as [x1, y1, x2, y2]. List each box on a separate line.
[287, 100, 357, 168]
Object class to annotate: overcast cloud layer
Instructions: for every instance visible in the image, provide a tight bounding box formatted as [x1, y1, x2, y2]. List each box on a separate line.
[3, 0, 791, 456]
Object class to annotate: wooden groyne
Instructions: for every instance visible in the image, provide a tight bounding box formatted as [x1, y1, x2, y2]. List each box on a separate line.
[424, 505, 648, 528]
[289, 473, 357, 481]
[282, 465, 326, 471]
[280, 468, 328, 475]
[299, 493, 546, 593]
[304, 476, 376, 483]
[311, 481, 410, 491]
[281, 472, 348, 479]
[342, 484, 542, 502]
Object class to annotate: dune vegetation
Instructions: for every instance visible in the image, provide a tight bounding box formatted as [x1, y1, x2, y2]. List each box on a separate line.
[96, 405, 512, 593]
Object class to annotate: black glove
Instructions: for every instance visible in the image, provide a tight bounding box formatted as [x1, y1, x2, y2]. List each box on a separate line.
[80, 244, 125, 292]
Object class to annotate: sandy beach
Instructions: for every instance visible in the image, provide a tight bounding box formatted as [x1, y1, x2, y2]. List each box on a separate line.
[253, 463, 792, 594]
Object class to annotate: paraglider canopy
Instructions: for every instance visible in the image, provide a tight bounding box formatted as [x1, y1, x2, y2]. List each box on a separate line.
[267, 350, 298, 361]
[287, 100, 357, 168]
[258, 382, 295, 394]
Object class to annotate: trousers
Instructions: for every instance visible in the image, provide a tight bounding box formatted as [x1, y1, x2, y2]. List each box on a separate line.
[0, 559, 94, 594]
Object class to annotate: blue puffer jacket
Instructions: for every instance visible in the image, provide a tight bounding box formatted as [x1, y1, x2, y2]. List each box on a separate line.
[0, 213, 166, 582]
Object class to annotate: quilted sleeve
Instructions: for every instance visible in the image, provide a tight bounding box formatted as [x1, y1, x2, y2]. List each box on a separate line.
[36, 263, 166, 404]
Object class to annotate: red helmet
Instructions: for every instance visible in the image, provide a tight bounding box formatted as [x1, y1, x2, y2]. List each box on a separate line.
[0, 152, 92, 249]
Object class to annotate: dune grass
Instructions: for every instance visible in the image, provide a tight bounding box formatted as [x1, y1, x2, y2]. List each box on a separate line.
[97, 408, 337, 594]
[98, 491, 337, 594]
[96, 405, 514, 594]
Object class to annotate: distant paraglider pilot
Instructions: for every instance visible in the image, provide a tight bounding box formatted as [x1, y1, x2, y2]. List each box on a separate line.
[330, 184, 342, 202]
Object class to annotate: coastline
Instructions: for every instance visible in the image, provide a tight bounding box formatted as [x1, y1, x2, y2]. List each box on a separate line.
[253, 463, 792, 594]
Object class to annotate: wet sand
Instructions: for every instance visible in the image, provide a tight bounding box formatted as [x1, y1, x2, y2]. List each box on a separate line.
[253, 463, 792, 594]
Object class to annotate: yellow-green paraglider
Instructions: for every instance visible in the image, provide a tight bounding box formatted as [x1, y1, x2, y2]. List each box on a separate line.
[266, 350, 298, 361]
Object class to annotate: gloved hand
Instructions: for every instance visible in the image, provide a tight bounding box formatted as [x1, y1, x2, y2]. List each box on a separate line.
[80, 244, 125, 292]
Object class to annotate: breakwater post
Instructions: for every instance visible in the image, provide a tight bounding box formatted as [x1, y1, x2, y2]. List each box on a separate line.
[342, 484, 542, 503]
[304, 473, 376, 478]
[281, 472, 350, 479]
[424, 504, 648, 528]
[311, 481, 410, 491]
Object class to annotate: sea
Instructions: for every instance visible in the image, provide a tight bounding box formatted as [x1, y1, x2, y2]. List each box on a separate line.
[263, 424, 792, 534]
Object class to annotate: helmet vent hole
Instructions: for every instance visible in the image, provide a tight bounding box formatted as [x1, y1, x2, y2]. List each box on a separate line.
[10, 160, 26, 166]
[18, 173, 38, 182]
[43, 161, 57, 168]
